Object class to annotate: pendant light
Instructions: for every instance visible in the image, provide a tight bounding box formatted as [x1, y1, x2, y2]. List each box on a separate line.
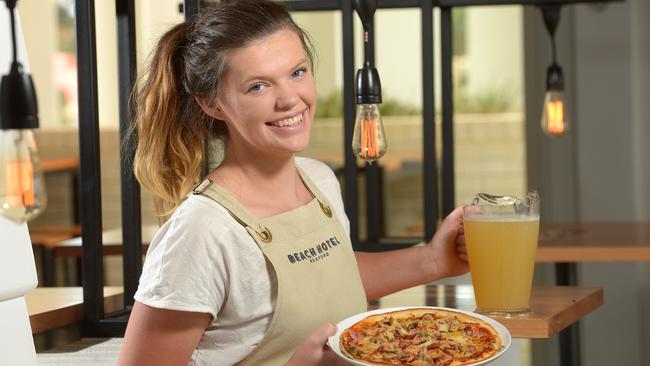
[0, 0, 46, 223]
[352, 0, 387, 163]
[540, 5, 569, 137]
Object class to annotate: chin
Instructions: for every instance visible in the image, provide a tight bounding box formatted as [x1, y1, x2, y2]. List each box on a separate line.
[277, 137, 311, 157]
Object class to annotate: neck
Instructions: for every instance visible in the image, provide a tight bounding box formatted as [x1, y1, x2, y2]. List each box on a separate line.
[208, 146, 311, 217]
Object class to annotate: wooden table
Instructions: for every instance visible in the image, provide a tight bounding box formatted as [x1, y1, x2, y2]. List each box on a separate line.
[537, 221, 650, 262]
[54, 225, 158, 256]
[41, 157, 80, 173]
[537, 221, 650, 366]
[372, 285, 603, 339]
[26, 287, 123, 334]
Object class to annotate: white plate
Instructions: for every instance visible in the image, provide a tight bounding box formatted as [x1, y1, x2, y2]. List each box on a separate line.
[327, 306, 512, 366]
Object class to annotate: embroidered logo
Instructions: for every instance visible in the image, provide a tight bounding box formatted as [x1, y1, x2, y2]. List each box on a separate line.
[287, 236, 342, 264]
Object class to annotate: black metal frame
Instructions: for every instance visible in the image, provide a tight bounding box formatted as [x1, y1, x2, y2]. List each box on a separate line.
[74, 0, 618, 362]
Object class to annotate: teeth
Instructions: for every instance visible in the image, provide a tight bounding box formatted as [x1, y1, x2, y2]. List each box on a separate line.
[270, 113, 303, 127]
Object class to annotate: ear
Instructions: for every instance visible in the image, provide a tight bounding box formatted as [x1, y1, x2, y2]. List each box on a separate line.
[195, 96, 227, 120]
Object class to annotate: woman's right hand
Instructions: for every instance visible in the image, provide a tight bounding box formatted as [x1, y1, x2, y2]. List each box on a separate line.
[285, 322, 349, 366]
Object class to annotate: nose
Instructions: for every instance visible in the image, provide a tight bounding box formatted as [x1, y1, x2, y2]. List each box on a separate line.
[275, 83, 299, 111]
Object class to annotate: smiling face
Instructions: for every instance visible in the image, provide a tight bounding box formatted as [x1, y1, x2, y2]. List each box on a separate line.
[211, 29, 317, 161]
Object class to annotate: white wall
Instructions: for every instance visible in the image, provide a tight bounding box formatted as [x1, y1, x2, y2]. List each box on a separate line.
[17, 0, 59, 127]
[466, 6, 523, 111]
[293, 12, 340, 98]
[95, 0, 119, 127]
[375, 8, 424, 106]
[135, 0, 184, 75]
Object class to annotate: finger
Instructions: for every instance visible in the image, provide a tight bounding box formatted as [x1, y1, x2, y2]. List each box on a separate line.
[443, 206, 464, 225]
[456, 245, 467, 254]
[459, 253, 468, 262]
[455, 233, 465, 246]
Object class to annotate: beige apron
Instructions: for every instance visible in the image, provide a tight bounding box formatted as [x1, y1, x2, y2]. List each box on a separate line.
[193, 167, 367, 366]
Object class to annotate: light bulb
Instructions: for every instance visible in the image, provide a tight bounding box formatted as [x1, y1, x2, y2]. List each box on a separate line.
[540, 90, 568, 136]
[352, 104, 386, 163]
[0, 129, 46, 223]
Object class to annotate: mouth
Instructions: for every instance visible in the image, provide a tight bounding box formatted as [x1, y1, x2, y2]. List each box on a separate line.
[265, 111, 305, 128]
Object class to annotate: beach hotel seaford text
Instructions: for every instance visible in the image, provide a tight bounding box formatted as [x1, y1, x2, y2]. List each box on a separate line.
[287, 236, 342, 264]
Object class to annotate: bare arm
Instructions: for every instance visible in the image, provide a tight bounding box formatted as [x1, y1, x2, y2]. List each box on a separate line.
[118, 302, 211, 366]
[355, 206, 469, 301]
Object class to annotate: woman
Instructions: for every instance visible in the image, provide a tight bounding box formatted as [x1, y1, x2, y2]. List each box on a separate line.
[118, 1, 469, 365]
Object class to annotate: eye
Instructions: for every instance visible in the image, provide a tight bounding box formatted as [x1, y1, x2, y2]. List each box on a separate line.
[291, 67, 307, 78]
[248, 83, 267, 93]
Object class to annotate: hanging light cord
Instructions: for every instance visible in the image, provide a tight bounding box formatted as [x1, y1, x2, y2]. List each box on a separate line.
[550, 33, 557, 64]
[5, 0, 18, 64]
[363, 30, 372, 68]
[542, 5, 560, 65]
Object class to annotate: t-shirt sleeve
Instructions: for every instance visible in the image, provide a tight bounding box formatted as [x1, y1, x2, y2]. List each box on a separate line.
[134, 200, 229, 320]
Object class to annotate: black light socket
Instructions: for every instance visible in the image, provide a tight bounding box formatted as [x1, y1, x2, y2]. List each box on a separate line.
[4, 0, 17, 10]
[0, 61, 39, 130]
[355, 64, 382, 104]
[546, 63, 564, 91]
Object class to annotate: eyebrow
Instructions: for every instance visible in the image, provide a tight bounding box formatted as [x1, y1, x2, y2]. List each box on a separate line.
[241, 58, 309, 85]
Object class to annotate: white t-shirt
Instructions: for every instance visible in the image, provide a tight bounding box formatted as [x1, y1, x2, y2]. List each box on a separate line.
[134, 157, 350, 366]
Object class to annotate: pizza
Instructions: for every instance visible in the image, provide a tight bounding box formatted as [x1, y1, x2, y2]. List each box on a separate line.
[339, 308, 502, 366]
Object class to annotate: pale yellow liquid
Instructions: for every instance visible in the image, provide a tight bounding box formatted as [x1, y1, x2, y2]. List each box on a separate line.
[464, 217, 540, 313]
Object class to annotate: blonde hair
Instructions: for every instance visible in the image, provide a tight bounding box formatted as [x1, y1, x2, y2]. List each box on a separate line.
[131, 0, 314, 220]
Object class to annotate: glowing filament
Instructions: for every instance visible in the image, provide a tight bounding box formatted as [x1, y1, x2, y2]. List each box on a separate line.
[6, 160, 35, 207]
[546, 100, 565, 135]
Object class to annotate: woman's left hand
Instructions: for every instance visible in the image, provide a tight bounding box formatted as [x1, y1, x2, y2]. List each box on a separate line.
[425, 206, 469, 279]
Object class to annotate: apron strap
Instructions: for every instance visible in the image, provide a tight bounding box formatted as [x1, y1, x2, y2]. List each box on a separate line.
[190, 166, 335, 243]
[191, 179, 272, 243]
[296, 167, 334, 219]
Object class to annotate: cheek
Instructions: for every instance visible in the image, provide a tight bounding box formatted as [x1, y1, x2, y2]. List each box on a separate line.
[302, 79, 318, 106]
[221, 96, 267, 127]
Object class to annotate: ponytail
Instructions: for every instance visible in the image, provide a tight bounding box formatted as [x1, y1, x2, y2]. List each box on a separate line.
[130, 0, 314, 222]
[131, 22, 212, 220]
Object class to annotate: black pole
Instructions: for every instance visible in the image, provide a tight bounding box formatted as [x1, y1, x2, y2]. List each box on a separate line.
[76, 0, 105, 335]
[557, 263, 582, 366]
[441, 7, 456, 216]
[421, 0, 438, 241]
[342, 0, 360, 247]
[116, 0, 141, 309]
